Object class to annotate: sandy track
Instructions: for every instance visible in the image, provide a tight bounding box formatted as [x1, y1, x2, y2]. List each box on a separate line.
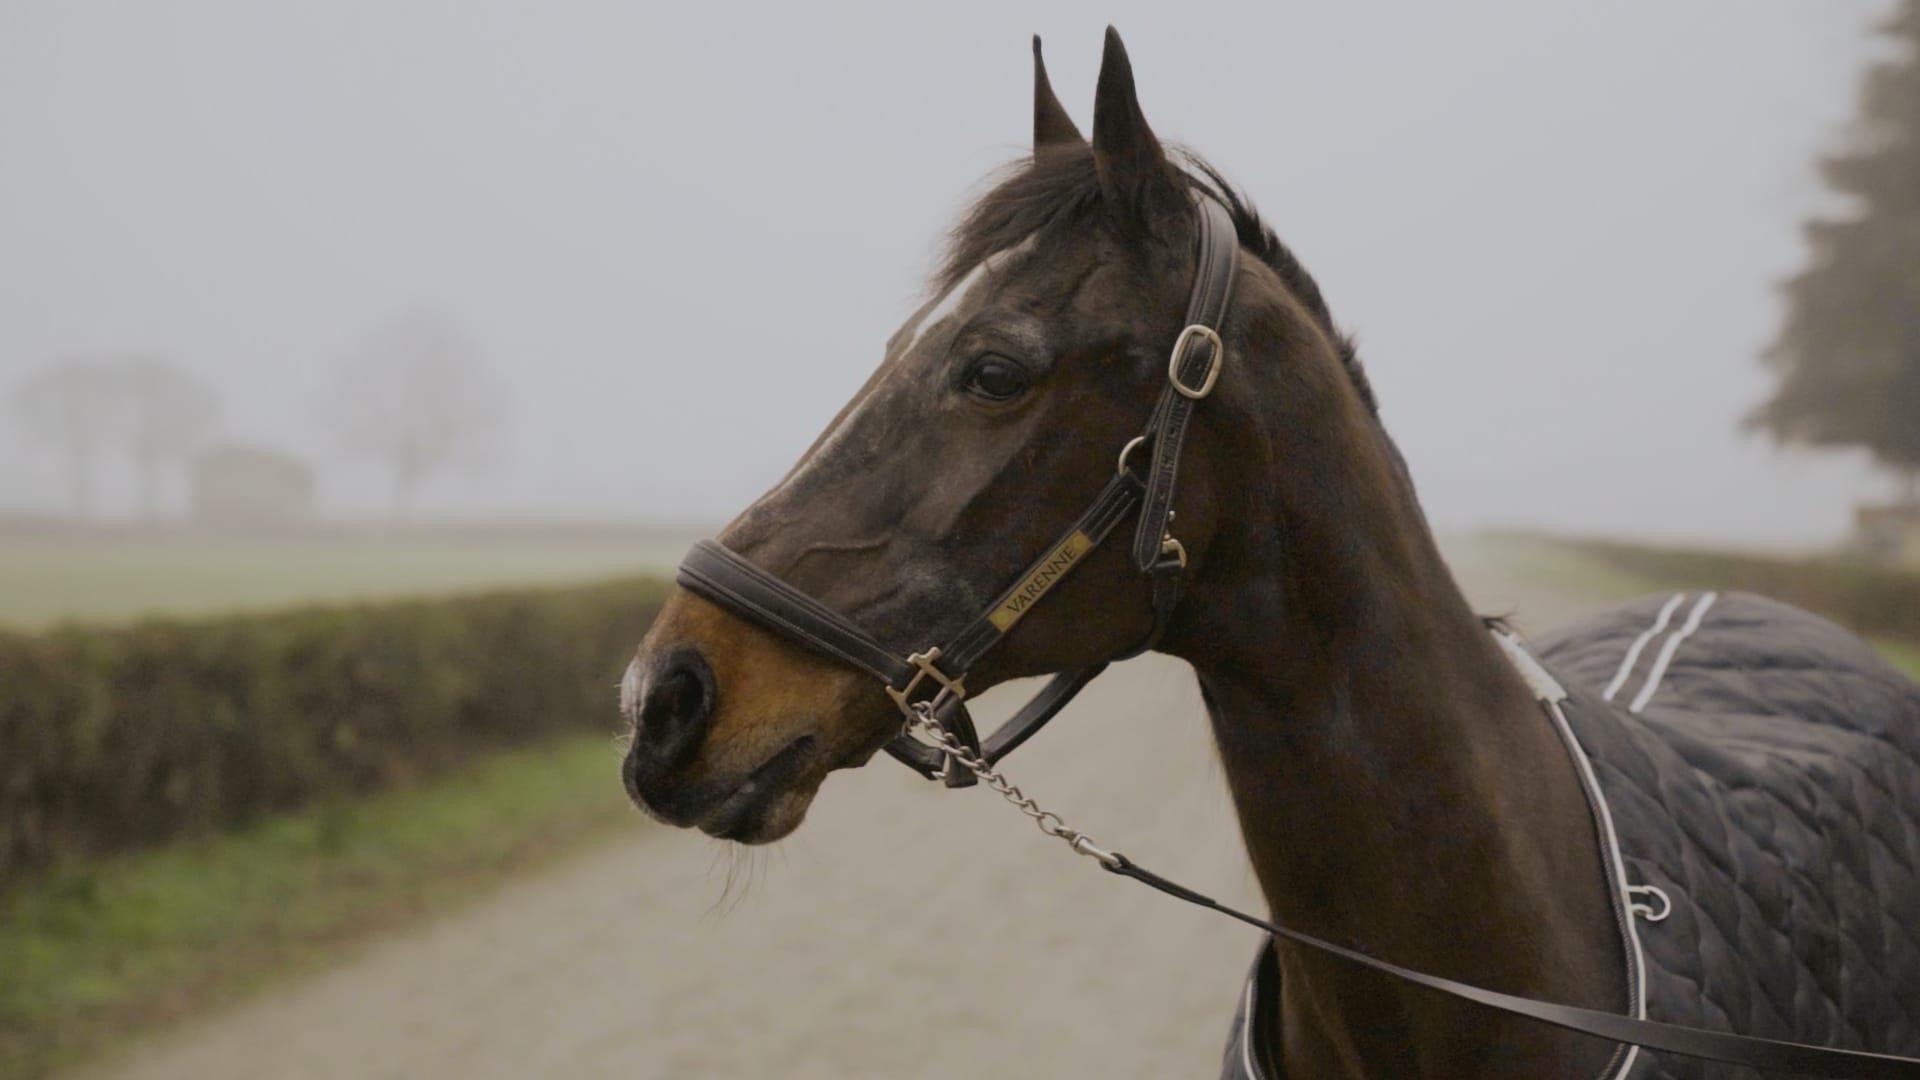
[85, 543, 1611, 1080]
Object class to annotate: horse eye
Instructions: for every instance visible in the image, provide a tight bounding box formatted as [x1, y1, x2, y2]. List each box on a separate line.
[963, 355, 1032, 403]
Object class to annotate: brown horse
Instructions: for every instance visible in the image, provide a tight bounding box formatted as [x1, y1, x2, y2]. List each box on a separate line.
[622, 29, 1920, 1079]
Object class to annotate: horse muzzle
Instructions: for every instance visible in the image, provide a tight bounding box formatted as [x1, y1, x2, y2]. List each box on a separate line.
[621, 591, 892, 842]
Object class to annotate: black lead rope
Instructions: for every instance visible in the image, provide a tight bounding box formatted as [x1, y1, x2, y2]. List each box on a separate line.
[1103, 855, 1920, 1079]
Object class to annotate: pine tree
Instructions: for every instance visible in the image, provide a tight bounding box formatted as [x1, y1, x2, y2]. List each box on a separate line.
[1754, 0, 1920, 501]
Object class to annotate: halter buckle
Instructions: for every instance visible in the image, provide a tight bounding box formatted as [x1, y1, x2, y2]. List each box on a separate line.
[1167, 324, 1224, 399]
[885, 647, 967, 718]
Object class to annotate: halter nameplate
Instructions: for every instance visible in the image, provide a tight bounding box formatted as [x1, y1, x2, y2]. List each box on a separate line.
[989, 530, 1093, 631]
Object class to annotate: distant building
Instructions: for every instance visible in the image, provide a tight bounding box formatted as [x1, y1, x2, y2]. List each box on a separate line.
[189, 444, 315, 528]
[1854, 502, 1920, 568]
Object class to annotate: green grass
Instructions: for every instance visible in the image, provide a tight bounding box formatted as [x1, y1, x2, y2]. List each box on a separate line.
[0, 732, 639, 1078]
[0, 534, 693, 629]
[1877, 638, 1920, 682]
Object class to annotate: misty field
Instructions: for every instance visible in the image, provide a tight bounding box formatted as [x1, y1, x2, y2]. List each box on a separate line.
[1475, 533, 1920, 681]
[0, 532, 696, 629]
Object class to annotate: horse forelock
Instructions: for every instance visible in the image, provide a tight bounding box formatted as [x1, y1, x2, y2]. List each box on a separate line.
[940, 144, 1377, 417]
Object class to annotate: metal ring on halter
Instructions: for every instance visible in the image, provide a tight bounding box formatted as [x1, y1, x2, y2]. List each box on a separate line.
[1168, 324, 1225, 399]
[882, 648, 966, 722]
[1117, 435, 1149, 478]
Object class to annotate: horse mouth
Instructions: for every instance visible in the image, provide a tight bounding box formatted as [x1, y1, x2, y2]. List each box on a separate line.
[693, 734, 819, 842]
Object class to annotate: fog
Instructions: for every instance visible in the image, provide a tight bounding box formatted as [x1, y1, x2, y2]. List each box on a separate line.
[0, 1, 1898, 546]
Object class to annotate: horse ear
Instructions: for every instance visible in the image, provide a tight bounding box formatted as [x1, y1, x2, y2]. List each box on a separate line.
[1032, 36, 1084, 150]
[1091, 27, 1182, 226]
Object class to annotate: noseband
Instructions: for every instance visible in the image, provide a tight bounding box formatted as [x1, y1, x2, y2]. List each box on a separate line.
[676, 193, 1240, 787]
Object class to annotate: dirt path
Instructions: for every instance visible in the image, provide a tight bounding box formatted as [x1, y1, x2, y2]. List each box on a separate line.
[83, 541, 1616, 1080]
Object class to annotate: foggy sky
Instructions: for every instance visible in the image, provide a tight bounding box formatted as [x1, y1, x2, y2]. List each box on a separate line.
[0, 1, 1901, 546]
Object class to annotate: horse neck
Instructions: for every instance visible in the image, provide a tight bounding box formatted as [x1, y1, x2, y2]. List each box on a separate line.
[1164, 385, 1626, 1072]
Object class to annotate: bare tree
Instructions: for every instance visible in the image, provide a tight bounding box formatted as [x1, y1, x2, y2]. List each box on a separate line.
[326, 309, 505, 519]
[10, 358, 119, 519]
[113, 355, 221, 518]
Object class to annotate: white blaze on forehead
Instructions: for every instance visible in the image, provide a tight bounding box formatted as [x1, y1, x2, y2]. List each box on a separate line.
[900, 233, 1039, 357]
[761, 234, 1040, 505]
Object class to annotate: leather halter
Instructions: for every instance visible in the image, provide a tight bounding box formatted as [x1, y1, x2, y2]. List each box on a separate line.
[677, 193, 1239, 787]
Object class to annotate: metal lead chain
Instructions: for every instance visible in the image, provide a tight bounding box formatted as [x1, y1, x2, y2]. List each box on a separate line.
[904, 703, 1124, 869]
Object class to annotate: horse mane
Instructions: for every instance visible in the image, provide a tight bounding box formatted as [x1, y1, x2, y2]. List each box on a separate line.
[941, 145, 1377, 416]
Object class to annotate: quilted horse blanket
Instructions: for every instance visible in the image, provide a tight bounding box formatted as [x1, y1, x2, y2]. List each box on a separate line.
[1222, 591, 1920, 1079]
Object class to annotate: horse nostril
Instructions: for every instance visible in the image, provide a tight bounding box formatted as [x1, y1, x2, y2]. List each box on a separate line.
[631, 648, 715, 774]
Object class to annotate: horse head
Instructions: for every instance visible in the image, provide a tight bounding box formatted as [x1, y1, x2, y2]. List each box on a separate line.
[621, 28, 1365, 843]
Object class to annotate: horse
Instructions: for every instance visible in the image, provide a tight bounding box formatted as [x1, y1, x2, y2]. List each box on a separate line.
[621, 29, 1920, 1078]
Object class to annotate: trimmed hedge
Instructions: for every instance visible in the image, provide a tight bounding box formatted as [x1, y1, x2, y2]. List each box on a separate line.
[1565, 539, 1920, 645]
[0, 578, 665, 882]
